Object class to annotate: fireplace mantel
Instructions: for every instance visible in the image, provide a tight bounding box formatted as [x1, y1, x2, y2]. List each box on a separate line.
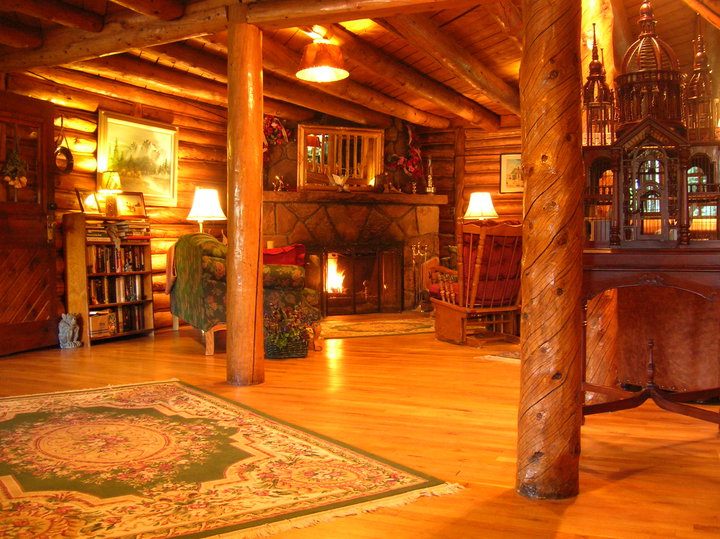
[264, 190, 448, 206]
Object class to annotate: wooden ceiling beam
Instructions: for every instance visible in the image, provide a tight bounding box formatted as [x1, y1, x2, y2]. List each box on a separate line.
[329, 23, 500, 130]
[66, 54, 390, 126]
[26, 66, 228, 122]
[155, 38, 443, 127]
[111, 0, 185, 21]
[0, 1, 227, 72]
[483, 1, 523, 52]
[0, 0, 493, 72]
[384, 14, 521, 115]
[0, 18, 42, 48]
[681, 0, 720, 30]
[4, 0, 104, 32]
[247, 0, 491, 29]
[262, 39, 451, 128]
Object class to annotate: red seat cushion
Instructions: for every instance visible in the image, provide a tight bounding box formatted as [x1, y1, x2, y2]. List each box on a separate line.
[262, 244, 306, 266]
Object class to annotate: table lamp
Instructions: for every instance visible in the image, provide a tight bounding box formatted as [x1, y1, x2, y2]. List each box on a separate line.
[187, 187, 227, 232]
[463, 192, 498, 221]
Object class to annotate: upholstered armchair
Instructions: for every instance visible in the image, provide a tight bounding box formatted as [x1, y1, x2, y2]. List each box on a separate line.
[169, 233, 321, 355]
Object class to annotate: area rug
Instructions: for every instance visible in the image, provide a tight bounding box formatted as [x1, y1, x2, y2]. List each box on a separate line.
[474, 350, 521, 364]
[0, 380, 458, 538]
[321, 317, 434, 339]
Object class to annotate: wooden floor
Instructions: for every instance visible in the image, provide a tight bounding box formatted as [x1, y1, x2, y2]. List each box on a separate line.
[1, 316, 719, 538]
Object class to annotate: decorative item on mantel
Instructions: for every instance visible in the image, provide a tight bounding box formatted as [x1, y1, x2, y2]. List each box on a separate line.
[426, 155, 435, 194]
[263, 115, 292, 165]
[387, 123, 424, 192]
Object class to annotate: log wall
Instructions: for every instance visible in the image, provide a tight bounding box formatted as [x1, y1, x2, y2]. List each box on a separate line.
[5, 71, 229, 330]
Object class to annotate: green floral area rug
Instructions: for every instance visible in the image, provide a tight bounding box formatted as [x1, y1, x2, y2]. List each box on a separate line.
[0, 381, 458, 538]
[321, 318, 434, 339]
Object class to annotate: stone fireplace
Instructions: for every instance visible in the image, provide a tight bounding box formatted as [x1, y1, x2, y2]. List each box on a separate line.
[263, 191, 448, 312]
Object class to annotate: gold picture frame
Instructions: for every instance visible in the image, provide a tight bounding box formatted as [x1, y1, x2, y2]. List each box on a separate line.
[97, 111, 178, 207]
[115, 192, 147, 218]
[500, 153, 523, 193]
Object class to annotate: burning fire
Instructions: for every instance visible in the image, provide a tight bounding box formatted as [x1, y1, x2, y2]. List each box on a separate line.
[326, 254, 345, 293]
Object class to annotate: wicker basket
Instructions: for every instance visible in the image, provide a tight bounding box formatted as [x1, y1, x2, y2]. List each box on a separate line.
[264, 339, 308, 359]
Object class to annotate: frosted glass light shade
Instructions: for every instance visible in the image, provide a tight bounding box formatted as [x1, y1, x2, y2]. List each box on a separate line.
[296, 40, 349, 83]
[187, 188, 226, 231]
[463, 192, 498, 220]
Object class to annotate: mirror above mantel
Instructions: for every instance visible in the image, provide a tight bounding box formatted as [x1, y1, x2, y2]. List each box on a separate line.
[297, 124, 384, 191]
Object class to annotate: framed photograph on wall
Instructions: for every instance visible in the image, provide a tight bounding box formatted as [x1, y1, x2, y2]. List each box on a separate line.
[115, 192, 147, 218]
[500, 153, 523, 193]
[97, 111, 178, 207]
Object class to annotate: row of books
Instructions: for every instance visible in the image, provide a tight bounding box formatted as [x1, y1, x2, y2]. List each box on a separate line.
[89, 305, 146, 337]
[86, 220, 151, 242]
[88, 275, 144, 305]
[86, 244, 146, 274]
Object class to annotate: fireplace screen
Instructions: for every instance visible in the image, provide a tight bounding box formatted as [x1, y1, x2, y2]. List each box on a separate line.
[321, 245, 402, 315]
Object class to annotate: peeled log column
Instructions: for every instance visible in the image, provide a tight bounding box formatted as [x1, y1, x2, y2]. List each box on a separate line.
[516, 0, 584, 499]
[226, 7, 264, 386]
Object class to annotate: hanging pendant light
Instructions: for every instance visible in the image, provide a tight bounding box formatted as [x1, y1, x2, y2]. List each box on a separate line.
[296, 39, 349, 83]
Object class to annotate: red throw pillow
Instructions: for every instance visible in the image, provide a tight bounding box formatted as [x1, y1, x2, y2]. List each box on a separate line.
[263, 244, 306, 266]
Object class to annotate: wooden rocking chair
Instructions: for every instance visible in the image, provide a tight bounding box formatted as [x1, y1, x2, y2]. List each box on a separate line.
[430, 221, 522, 345]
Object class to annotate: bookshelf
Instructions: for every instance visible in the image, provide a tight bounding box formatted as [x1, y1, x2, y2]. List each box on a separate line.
[63, 212, 154, 346]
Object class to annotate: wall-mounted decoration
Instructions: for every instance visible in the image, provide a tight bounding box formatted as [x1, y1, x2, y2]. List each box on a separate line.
[115, 192, 147, 218]
[500, 153, 523, 193]
[97, 111, 177, 207]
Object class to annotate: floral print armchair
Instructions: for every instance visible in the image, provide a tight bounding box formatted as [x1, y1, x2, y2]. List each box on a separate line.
[169, 233, 321, 354]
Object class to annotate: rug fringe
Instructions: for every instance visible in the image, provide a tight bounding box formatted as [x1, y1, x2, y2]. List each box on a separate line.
[0, 379, 181, 400]
[214, 483, 463, 539]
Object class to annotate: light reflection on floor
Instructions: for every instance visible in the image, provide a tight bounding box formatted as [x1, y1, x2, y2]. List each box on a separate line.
[324, 339, 345, 391]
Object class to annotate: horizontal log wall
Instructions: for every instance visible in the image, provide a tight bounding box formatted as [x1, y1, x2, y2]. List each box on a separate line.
[463, 126, 523, 220]
[6, 72, 229, 330]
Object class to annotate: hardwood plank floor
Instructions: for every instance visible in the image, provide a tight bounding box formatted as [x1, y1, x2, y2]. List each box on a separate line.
[1, 320, 718, 538]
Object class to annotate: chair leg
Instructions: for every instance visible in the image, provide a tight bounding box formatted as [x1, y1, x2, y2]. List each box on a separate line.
[204, 323, 227, 356]
[172, 315, 179, 331]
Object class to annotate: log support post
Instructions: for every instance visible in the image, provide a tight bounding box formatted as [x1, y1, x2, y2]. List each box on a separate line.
[225, 4, 264, 386]
[516, 0, 584, 498]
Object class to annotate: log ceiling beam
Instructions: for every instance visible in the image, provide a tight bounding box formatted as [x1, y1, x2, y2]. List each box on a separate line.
[681, 0, 720, 30]
[66, 54, 391, 126]
[112, 0, 185, 21]
[483, 0, 523, 52]
[383, 14, 521, 115]
[4, 0, 104, 32]
[0, 18, 42, 49]
[153, 38, 438, 127]
[190, 34, 451, 128]
[0, 0, 493, 72]
[246, 0, 490, 29]
[329, 23, 500, 130]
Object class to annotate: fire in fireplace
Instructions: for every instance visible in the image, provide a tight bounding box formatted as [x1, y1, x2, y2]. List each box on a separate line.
[320, 245, 403, 316]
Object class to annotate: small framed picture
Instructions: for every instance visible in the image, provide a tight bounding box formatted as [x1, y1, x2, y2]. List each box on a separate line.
[115, 192, 147, 218]
[500, 153, 523, 193]
[75, 189, 101, 214]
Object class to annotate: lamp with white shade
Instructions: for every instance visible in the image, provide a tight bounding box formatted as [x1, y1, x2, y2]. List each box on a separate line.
[187, 187, 227, 232]
[463, 192, 499, 221]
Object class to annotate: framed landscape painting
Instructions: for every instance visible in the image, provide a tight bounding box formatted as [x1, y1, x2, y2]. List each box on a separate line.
[500, 153, 523, 193]
[97, 111, 178, 207]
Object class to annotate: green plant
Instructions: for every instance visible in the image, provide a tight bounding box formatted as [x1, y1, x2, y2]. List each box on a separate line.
[263, 303, 314, 349]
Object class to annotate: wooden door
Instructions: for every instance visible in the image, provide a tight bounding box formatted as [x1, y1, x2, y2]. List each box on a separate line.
[0, 92, 58, 355]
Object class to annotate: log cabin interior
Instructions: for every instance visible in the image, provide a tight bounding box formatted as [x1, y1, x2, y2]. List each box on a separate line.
[1, 0, 719, 536]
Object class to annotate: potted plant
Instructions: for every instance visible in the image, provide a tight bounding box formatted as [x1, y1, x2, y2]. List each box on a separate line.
[263, 302, 315, 359]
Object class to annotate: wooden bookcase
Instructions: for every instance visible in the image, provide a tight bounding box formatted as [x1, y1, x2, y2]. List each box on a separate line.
[63, 212, 154, 346]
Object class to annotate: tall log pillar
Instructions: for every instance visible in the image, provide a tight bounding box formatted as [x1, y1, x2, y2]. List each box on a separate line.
[516, 0, 584, 498]
[225, 5, 264, 386]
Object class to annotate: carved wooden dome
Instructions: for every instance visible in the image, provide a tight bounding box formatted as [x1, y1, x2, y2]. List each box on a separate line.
[615, 1, 684, 135]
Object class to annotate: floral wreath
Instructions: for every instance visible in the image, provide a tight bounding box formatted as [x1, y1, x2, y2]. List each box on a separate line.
[387, 123, 423, 181]
[263, 115, 292, 164]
